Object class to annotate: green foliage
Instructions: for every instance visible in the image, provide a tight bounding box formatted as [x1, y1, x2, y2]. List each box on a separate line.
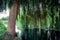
[0, 19, 6, 40]
[16, 0, 59, 31]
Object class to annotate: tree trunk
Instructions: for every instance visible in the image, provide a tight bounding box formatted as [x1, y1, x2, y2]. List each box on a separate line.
[7, 0, 20, 40]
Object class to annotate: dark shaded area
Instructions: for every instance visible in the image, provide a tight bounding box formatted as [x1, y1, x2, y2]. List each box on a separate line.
[21, 28, 60, 40]
[0, 0, 59, 12]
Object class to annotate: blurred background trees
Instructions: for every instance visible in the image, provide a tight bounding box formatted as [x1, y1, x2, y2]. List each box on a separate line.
[0, 0, 60, 40]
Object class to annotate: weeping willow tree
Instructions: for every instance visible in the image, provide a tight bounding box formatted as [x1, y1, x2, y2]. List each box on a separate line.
[0, 0, 59, 40]
[16, 0, 59, 40]
[17, 0, 59, 31]
[16, 0, 59, 39]
[0, 0, 59, 32]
